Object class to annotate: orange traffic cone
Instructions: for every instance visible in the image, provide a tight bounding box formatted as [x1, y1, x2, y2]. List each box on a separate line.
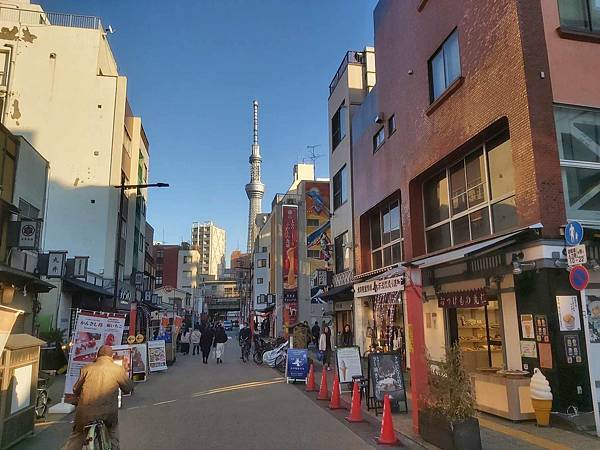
[329, 372, 343, 410]
[376, 394, 400, 445]
[345, 381, 364, 422]
[306, 364, 317, 392]
[317, 367, 329, 400]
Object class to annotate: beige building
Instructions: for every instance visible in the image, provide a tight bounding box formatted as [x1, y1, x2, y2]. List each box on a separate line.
[191, 221, 226, 277]
[0, 1, 150, 306]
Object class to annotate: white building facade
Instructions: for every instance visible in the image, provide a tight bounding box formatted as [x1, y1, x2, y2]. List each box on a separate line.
[191, 221, 226, 277]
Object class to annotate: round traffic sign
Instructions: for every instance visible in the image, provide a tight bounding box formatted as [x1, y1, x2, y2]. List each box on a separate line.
[565, 221, 584, 246]
[569, 265, 589, 291]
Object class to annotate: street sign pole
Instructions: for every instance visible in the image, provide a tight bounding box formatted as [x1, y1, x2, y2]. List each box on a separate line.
[580, 289, 600, 437]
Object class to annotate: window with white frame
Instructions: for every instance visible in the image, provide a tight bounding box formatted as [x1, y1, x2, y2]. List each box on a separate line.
[183, 256, 192, 263]
[429, 29, 461, 102]
[554, 105, 600, 222]
[183, 270, 192, 278]
[373, 127, 385, 153]
[257, 259, 267, 268]
[257, 278, 264, 284]
[370, 198, 403, 270]
[423, 128, 516, 252]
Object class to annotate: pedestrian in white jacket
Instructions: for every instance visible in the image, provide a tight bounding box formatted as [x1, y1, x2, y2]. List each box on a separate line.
[191, 328, 201, 356]
[319, 326, 333, 370]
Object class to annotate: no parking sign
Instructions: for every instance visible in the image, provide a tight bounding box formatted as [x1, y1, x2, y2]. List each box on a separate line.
[569, 265, 590, 291]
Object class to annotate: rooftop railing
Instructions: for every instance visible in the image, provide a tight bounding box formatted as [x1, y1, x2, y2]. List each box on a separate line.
[0, 6, 103, 31]
[329, 51, 365, 96]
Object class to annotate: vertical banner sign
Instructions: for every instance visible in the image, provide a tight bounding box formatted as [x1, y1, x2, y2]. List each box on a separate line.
[282, 205, 298, 333]
[305, 182, 332, 263]
[65, 311, 126, 395]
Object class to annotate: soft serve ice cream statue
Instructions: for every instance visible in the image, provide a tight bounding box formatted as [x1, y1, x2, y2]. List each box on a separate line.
[530, 368, 553, 426]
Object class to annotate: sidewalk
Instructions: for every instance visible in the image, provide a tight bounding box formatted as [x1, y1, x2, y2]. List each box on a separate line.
[306, 348, 600, 449]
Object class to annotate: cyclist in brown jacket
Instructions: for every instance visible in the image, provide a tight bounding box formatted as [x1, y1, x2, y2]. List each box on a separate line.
[63, 345, 133, 450]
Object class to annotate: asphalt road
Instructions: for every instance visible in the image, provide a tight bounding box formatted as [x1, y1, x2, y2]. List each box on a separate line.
[18, 336, 376, 450]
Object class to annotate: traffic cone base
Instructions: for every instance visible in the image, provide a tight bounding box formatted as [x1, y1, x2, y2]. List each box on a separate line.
[317, 367, 329, 400]
[329, 373, 344, 410]
[306, 364, 317, 392]
[345, 381, 365, 422]
[376, 394, 401, 446]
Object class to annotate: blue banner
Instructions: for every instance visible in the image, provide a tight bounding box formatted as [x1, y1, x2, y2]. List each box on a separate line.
[286, 348, 309, 379]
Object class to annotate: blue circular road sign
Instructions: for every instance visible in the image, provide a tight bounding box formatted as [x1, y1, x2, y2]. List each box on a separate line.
[569, 265, 589, 291]
[565, 221, 584, 246]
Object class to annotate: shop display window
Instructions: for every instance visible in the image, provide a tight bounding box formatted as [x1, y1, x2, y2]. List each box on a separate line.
[456, 300, 504, 371]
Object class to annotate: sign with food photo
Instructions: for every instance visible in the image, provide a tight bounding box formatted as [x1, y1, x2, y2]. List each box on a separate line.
[556, 295, 581, 332]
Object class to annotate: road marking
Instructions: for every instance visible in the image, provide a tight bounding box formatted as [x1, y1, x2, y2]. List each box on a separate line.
[153, 399, 177, 406]
[192, 378, 285, 398]
[126, 406, 143, 411]
[478, 417, 574, 450]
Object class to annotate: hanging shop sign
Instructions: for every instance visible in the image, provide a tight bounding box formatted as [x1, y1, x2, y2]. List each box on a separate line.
[437, 288, 488, 308]
[282, 205, 298, 303]
[556, 295, 582, 331]
[354, 275, 405, 298]
[47, 251, 66, 278]
[18, 220, 39, 249]
[334, 301, 353, 312]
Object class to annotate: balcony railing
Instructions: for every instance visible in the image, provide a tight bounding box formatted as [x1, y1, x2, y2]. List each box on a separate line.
[0, 6, 103, 31]
[329, 51, 365, 96]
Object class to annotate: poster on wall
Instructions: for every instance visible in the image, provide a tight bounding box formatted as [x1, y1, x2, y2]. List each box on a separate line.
[282, 205, 298, 304]
[368, 353, 406, 403]
[538, 343, 553, 369]
[305, 182, 332, 263]
[283, 302, 298, 333]
[131, 343, 148, 376]
[520, 314, 535, 339]
[65, 310, 126, 395]
[556, 296, 582, 332]
[520, 340, 538, 358]
[148, 340, 168, 372]
[535, 315, 550, 343]
[286, 348, 309, 381]
[587, 295, 600, 343]
[10, 364, 32, 414]
[336, 347, 362, 384]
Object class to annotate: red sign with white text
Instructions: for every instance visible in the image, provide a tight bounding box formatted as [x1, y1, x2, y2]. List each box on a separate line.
[282, 205, 298, 303]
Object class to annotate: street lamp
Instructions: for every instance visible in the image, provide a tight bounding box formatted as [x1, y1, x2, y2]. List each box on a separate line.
[112, 182, 169, 311]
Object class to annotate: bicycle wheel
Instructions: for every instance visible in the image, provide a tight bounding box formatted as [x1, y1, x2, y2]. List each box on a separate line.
[253, 350, 263, 365]
[275, 355, 286, 373]
[35, 390, 48, 419]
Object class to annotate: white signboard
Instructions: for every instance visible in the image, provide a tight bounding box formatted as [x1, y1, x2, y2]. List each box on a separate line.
[567, 244, 587, 267]
[147, 340, 168, 372]
[74, 257, 88, 278]
[11, 364, 32, 414]
[556, 295, 581, 332]
[18, 220, 38, 249]
[354, 275, 405, 298]
[336, 346, 363, 384]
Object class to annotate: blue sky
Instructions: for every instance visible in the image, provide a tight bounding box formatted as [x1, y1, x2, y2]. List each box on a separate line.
[45, 0, 377, 260]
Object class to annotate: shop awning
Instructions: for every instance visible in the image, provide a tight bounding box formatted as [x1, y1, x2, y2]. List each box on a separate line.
[321, 283, 353, 300]
[62, 277, 112, 297]
[410, 224, 542, 269]
[0, 264, 55, 293]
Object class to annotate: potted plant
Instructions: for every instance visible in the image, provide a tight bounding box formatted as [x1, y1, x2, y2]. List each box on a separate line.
[419, 344, 482, 450]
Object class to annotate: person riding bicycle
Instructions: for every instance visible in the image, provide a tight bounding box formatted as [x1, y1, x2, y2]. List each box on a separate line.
[63, 345, 133, 450]
[238, 324, 251, 360]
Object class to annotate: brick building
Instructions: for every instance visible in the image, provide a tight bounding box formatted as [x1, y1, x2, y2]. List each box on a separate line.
[344, 0, 600, 431]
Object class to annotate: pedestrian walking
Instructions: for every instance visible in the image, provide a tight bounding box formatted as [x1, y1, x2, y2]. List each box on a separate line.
[191, 327, 201, 356]
[319, 326, 333, 371]
[214, 322, 228, 364]
[180, 328, 191, 355]
[341, 324, 353, 347]
[199, 324, 214, 364]
[311, 321, 320, 348]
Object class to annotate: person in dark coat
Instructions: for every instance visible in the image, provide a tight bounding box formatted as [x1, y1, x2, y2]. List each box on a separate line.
[213, 322, 228, 364]
[311, 321, 320, 347]
[199, 324, 214, 364]
[341, 324, 353, 347]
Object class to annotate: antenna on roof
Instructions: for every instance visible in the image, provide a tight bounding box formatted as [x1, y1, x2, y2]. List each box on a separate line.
[105, 25, 115, 34]
[306, 144, 322, 180]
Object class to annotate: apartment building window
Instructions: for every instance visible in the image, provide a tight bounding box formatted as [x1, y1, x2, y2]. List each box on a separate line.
[334, 231, 351, 273]
[370, 198, 403, 270]
[333, 165, 348, 210]
[257, 278, 264, 284]
[257, 259, 267, 268]
[307, 219, 320, 227]
[423, 129, 516, 252]
[18, 198, 40, 219]
[555, 105, 600, 222]
[183, 256, 192, 263]
[388, 115, 396, 136]
[183, 270, 192, 278]
[307, 249, 321, 259]
[429, 29, 461, 102]
[331, 101, 347, 150]
[156, 276, 163, 286]
[373, 127, 385, 153]
[261, 246, 267, 252]
[558, 0, 600, 34]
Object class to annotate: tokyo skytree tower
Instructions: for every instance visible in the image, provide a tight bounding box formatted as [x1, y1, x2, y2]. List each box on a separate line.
[245, 100, 265, 253]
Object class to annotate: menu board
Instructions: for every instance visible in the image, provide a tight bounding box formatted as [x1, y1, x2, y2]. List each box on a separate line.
[369, 353, 405, 402]
[535, 315, 549, 343]
[147, 340, 168, 372]
[563, 335, 582, 364]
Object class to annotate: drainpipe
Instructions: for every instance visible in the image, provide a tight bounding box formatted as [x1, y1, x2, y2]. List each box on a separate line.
[3, 43, 16, 124]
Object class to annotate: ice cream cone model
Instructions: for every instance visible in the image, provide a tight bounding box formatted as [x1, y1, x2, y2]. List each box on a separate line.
[530, 368, 553, 426]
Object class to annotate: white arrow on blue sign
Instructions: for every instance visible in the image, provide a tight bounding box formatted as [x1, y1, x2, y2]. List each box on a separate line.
[565, 221, 584, 246]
